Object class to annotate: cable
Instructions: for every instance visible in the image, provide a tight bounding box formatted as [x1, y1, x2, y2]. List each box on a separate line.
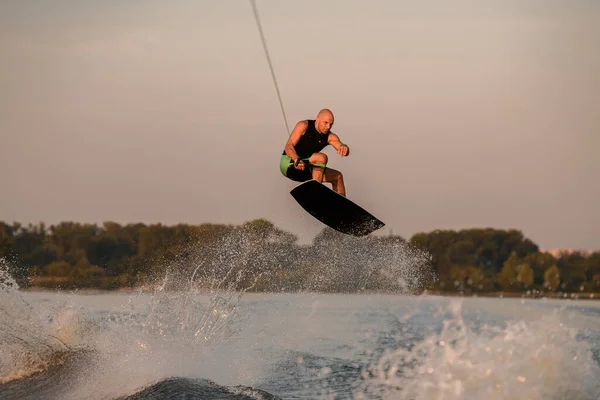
[249, 0, 290, 135]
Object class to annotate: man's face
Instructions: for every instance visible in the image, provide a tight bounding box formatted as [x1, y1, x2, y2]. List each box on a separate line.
[316, 114, 334, 133]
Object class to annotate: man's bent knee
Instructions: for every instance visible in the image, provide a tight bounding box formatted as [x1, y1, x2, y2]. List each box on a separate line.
[310, 152, 328, 165]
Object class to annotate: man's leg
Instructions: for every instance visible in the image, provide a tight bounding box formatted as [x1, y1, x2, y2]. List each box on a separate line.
[308, 152, 328, 183]
[307, 152, 346, 196]
[322, 167, 346, 197]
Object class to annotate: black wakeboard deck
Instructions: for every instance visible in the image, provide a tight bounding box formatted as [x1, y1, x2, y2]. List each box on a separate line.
[290, 179, 385, 237]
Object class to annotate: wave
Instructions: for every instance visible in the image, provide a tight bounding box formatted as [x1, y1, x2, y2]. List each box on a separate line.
[0, 256, 254, 399]
[116, 377, 280, 400]
[3, 248, 599, 400]
[0, 259, 85, 384]
[356, 298, 600, 400]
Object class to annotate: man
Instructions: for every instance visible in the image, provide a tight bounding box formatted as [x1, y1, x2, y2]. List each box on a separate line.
[279, 109, 350, 196]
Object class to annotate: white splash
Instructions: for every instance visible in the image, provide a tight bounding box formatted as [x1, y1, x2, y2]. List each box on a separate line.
[358, 299, 600, 400]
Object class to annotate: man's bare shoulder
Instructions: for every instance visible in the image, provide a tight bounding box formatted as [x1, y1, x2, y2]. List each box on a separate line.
[291, 120, 309, 135]
[328, 132, 341, 141]
[287, 120, 309, 142]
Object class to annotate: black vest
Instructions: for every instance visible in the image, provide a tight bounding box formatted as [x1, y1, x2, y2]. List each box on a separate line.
[282, 120, 330, 158]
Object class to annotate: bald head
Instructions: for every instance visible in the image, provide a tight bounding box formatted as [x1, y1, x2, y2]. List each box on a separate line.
[317, 108, 333, 118]
[315, 108, 334, 134]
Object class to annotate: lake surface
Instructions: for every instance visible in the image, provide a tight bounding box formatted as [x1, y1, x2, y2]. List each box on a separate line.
[2, 285, 600, 399]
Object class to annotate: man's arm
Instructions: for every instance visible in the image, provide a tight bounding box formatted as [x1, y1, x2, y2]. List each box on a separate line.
[284, 120, 308, 163]
[328, 132, 350, 157]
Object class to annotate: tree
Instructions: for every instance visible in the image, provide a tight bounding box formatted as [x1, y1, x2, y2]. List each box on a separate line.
[524, 252, 557, 286]
[448, 265, 485, 292]
[556, 251, 587, 291]
[498, 254, 533, 290]
[409, 228, 539, 279]
[446, 240, 476, 266]
[591, 274, 600, 291]
[586, 252, 600, 281]
[544, 265, 561, 291]
[45, 261, 73, 277]
[0, 222, 15, 259]
[516, 263, 534, 287]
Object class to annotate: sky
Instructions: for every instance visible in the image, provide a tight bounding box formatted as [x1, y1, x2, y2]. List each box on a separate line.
[1, 0, 598, 250]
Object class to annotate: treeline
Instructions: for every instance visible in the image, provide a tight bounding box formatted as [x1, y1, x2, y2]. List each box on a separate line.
[411, 229, 600, 294]
[0, 220, 598, 294]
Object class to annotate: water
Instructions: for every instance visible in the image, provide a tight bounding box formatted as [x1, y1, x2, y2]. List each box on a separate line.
[2, 284, 600, 399]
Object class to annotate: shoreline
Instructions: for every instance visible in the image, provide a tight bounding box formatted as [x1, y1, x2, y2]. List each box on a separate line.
[17, 286, 600, 300]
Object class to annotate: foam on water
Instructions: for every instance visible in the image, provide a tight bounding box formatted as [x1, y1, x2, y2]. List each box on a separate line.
[58, 284, 256, 399]
[0, 259, 82, 384]
[358, 298, 600, 400]
[0, 231, 441, 399]
[0, 255, 252, 399]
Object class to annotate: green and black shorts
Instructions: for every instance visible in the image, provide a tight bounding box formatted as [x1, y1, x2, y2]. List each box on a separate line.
[279, 154, 321, 182]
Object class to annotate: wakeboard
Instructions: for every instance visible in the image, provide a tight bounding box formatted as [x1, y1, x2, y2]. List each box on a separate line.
[290, 179, 385, 237]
